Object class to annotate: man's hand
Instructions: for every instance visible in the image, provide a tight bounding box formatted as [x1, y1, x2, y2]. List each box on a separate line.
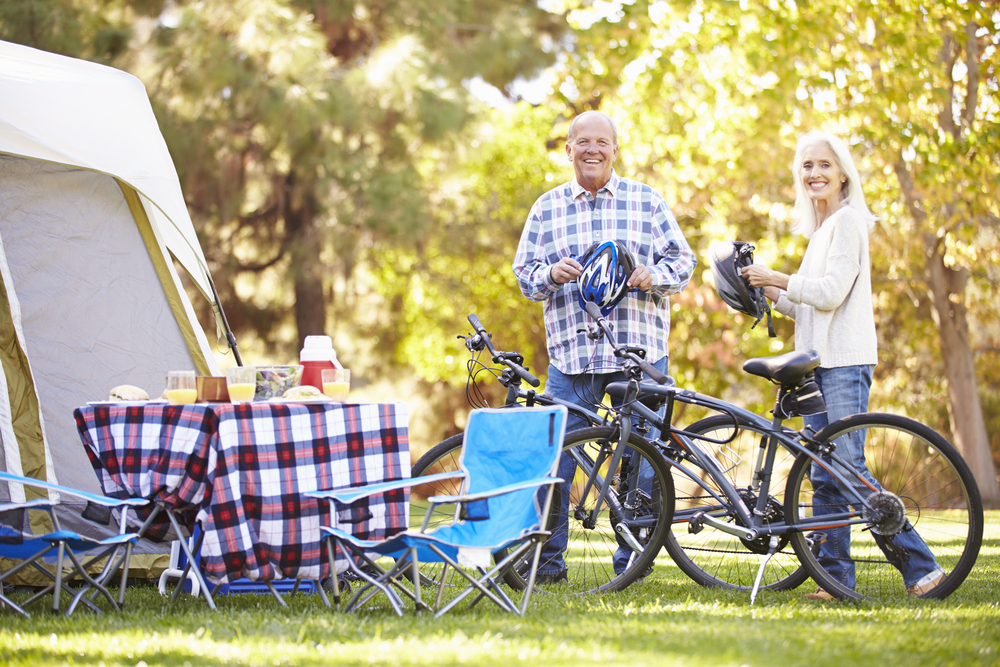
[628, 265, 653, 291]
[550, 256, 583, 284]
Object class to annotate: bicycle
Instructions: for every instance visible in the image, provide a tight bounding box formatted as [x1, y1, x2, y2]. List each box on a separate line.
[410, 313, 811, 593]
[411, 310, 984, 601]
[408, 314, 676, 594]
[578, 300, 983, 601]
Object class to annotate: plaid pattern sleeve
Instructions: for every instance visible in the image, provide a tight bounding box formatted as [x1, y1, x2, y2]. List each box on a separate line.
[512, 171, 697, 375]
[75, 402, 410, 583]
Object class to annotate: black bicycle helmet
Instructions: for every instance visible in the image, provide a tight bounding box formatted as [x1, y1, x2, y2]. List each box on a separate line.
[709, 241, 776, 337]
[576, 240, 636, 317]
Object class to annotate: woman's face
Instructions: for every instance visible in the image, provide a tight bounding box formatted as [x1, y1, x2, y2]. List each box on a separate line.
[799, 141, 845, 208]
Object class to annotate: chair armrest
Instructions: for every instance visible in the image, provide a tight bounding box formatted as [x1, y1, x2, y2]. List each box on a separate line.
[0, 498, 54, 513]
[305, 470, 466, 505]
[0, 470, 149, 508]
[426, 476, 564, 506]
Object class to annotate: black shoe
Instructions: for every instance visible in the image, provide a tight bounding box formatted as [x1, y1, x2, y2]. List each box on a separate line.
[322, 576, 352, 598]
[534, 568, 568, 584]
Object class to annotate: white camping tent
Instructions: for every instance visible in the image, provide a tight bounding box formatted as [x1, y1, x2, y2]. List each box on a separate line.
[0, 40, 224, 579]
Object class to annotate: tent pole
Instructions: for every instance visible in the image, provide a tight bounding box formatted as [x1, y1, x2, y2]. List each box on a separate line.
[209, 278, 243, 367]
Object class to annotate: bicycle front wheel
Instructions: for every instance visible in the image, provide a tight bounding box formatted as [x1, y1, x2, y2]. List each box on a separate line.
[502, 425, 674, 594]
[407, 434, 467, 586]
[785, 413, 984, 600]
[661, 415, 809, 592]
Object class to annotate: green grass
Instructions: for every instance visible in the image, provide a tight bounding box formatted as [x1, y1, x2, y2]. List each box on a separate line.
[2, 513, 999, 667]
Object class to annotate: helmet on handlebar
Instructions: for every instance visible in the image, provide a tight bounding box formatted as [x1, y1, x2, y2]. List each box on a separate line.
[576, 240, 636, 317]
[709, 241, 775, 337]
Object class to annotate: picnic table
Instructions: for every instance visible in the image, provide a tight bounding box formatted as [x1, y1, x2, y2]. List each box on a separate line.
[74, 401, 410, 584]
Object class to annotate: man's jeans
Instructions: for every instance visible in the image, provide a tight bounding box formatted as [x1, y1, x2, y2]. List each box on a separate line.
[536, 357, 668, 577]
[803, 365, 941, 589]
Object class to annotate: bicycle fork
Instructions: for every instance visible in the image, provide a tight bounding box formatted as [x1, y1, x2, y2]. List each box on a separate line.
[566, 422, 653, 556]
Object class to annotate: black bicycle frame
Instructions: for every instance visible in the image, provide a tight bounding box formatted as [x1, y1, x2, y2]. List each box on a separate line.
[607, 379, 882, 542]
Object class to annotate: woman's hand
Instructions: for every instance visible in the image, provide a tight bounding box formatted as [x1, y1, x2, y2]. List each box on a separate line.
[741, 264, 790, 291]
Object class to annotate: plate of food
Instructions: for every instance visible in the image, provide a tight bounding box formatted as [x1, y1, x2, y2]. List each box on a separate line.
[88, 384, 168, 407]
[268, 385, 331, 404]
[87, 400, 168, 407]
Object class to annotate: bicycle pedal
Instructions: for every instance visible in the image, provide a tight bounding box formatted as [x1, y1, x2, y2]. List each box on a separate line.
[688, 511, 706, 535]
[805, 531, 827, 555]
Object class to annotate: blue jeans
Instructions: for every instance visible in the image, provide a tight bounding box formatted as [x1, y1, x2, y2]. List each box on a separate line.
[804, 365, 941, 589]
[537, 357, 668, 576]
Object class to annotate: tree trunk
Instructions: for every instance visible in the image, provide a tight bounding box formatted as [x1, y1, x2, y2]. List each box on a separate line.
[925, 246, 1000, 508]
[286, 197, 327, 349]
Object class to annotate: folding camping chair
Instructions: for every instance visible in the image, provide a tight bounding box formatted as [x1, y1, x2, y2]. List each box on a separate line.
[0, 470, 150, 616]
[306, 405, 567, 617]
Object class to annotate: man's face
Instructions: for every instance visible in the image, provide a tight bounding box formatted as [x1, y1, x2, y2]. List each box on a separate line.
[566, 114, 617, 193]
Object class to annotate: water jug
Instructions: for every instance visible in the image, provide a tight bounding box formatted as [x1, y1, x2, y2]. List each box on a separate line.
[299, 335, 342, 390]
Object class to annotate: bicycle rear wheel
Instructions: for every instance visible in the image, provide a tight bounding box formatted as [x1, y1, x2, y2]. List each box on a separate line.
[410, 426, 674, 594]
[661, 415, 809, 591]
[785, 413, 983, 600]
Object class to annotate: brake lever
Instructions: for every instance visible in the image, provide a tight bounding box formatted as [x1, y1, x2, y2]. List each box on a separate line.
[458, 332, 486, 352]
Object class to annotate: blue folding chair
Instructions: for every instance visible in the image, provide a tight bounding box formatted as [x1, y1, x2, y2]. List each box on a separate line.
[306, 405, 567, 617]
[0, 470, 150, 616]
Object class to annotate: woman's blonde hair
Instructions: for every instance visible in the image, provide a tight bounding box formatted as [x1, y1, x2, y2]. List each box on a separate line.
[791, 131, 877, 237]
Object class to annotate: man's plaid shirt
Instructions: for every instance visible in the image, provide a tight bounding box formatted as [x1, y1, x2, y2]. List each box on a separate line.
[513, 171, 696, 375]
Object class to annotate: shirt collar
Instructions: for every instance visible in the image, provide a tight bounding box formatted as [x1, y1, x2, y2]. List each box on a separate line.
[568, 169, 620, 201]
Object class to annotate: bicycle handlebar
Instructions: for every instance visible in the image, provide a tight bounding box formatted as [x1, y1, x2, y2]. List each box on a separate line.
[466, 314, 540, 387]
[583, 301, 670, 385]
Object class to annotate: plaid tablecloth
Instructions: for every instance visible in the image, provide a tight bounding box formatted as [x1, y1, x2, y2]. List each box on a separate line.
[74, 402, 410, 584]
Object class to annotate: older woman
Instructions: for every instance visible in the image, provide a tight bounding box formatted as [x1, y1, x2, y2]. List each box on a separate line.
[742, 131, 944, 599]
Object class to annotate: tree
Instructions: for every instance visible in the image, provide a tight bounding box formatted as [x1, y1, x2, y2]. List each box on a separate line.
[134, 0, 568, 364]
[542, 0, 1000, 504]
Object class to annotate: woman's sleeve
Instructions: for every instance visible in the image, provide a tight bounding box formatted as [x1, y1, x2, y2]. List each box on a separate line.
[784, 212, 865, 312]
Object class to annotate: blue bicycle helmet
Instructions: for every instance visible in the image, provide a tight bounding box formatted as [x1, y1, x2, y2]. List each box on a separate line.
[576, 240, 636, 317]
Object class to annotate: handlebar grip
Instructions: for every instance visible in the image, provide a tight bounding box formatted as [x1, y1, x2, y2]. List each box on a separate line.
[510, 364, 541, 388]
[467, 313, 487, 336]
[641, 362, 670, 385]
[583, 300, 604, 322]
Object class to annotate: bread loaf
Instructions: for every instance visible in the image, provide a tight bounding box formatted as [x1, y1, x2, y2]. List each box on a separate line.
[109, 384, 149, 401]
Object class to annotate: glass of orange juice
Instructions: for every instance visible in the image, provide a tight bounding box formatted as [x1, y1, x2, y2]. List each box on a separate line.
[166, 371, 197, 405]
[226, 367, 256, 404]
[321, 368, 350, 402]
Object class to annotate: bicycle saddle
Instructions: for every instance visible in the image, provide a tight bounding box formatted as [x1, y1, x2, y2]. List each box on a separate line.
[742, 350, 820, 385]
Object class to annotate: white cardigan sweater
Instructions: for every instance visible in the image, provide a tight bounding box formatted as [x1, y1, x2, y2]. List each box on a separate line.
[773, 207, 878, 369]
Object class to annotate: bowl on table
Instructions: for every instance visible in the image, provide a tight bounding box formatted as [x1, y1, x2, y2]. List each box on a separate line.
[252, 365, 304, 400]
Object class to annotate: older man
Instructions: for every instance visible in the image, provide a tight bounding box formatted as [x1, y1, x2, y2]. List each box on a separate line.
[512, 110, 696, 583]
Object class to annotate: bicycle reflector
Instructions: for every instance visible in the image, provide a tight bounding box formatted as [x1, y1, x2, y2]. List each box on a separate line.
[576, 240, 636, 317]
[708, 241, 775, 337]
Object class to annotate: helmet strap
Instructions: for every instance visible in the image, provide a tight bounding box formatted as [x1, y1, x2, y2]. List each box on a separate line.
[750, 298, 777, 338]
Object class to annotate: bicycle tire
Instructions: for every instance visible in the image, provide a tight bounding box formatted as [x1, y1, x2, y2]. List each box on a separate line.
[785, 412, 984, 601]
[660, 415, 809, 591]
[410, 426, 675, 594]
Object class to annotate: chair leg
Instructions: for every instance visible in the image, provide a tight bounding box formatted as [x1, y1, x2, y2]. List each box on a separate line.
[519, 540, 545, 615]
[164, 511, 216, 610]
[323, 536, 340, 610]
[314, 578, 330, 608]
[428, 545, 513, 617]
[51, 541, 65, 613]
[435, 562, 450, 610]
[264, 580, 289, 608]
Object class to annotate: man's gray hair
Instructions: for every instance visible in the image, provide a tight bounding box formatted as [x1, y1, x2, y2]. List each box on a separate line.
[568, 111, 618, 146]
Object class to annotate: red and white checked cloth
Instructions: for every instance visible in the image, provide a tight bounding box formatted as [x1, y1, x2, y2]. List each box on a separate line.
[75, 402, 410, 584]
